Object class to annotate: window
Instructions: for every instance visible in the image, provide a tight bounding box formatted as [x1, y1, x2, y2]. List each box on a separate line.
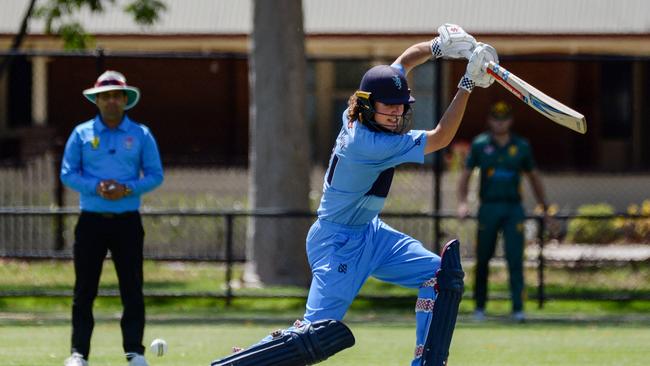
[601, 62, 632, 139]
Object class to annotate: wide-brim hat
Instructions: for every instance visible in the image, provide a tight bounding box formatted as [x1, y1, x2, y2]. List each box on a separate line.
[82, 70, 140, 110]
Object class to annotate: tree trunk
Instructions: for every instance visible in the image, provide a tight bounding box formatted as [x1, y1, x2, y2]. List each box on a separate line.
[245, 0, 311, 286]
[0, 0, 37, 78]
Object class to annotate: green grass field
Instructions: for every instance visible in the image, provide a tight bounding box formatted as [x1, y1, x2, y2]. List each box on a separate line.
[1, 259, 649, 365]
[1, 320, 649, 365]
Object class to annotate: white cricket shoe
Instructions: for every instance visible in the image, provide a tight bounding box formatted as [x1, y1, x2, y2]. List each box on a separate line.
[473, 309, 486, 321]
[64, 352, 88, 366]
[512, 311, 526, 323]
[127, 354, 149, 366]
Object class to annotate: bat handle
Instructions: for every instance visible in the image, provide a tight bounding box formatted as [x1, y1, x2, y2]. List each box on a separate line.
[459, 49, 489, 71]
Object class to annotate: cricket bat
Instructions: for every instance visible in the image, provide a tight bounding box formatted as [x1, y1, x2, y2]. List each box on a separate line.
[484, 61, 587, 134]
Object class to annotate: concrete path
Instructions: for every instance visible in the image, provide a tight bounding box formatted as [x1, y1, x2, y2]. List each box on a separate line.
[527, 242, 650, 262]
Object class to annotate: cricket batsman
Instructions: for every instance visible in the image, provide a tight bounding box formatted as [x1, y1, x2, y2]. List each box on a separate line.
[211, 24, 497, 366]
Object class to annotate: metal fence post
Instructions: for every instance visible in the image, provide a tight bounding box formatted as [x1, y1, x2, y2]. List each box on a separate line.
[225, 213, 234, 306]
[54, 154, 65, 251]
[95, 47, 105, 73]
[536, 216, 546, 309]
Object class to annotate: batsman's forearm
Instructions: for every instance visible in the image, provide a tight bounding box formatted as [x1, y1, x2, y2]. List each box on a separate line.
[424, 89, 470, 154]
[393, 41, 435, 75]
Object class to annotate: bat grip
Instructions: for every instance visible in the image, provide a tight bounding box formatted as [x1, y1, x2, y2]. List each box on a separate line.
[460, 49, 489, 71]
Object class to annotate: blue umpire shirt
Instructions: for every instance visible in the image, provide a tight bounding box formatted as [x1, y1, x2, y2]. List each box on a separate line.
[60, 115, 164, 213]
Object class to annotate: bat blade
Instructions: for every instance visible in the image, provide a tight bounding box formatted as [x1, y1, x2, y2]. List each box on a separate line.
[485, 61, 587, 134]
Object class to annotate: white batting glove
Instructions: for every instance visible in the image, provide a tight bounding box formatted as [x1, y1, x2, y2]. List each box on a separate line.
[431, 23, 477, 59]
[458, 43, 499, 92]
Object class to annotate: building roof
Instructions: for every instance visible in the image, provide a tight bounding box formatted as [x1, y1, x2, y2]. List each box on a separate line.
[2, 0, 649, 36]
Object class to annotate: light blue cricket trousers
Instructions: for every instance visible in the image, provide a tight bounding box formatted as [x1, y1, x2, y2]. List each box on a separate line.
[304, 217, 441, 365]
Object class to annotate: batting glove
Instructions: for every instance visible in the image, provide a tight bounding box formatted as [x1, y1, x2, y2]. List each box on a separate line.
[432, 23, 477, 59]
[458, 43, 499, 92]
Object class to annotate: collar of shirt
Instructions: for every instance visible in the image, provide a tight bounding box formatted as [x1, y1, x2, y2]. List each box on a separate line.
[489, 133, 513, 150]
[93, 114, 133, 133]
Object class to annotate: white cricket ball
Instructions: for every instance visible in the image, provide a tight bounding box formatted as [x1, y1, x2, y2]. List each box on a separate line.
[150, 338, 168, 357]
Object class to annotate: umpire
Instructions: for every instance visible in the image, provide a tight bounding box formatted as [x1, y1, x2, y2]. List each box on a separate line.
[60, 70, 163, 366]
[457, 101, 546, 323]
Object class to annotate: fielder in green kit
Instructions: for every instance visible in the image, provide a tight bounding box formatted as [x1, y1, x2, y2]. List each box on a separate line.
[457, 101, 547, 322]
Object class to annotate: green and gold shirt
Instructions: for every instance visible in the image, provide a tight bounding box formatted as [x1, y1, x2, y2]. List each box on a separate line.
[465, 132, 535, 203]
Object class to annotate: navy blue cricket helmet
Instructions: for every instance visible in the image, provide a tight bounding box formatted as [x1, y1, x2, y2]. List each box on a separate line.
[355, 65, 415, 134]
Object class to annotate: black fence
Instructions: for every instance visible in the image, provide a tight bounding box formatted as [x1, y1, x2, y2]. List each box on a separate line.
[1, 208, 648, 308]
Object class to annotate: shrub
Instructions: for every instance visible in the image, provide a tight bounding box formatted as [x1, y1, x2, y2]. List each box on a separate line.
[620, 200, 650, 243]
[566, 203, 619, 244]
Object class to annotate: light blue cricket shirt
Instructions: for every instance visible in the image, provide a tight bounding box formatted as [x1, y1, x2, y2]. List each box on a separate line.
[60, 115, 164, 213]
[316, 109, 427, 226]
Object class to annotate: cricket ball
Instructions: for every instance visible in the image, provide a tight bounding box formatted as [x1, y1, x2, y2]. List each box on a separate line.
[150, 338, 168, 357]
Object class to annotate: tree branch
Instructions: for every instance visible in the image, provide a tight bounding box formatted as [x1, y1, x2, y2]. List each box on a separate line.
[0, 0, 38, 78]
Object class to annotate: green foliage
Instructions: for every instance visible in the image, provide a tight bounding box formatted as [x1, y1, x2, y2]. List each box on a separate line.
[124, 0, 166, 25]
[563, 201, 650, 244]
[34, 0, 167, 49]
[34, 0, 111, 35]
[620, 200, 650, 243]
[58, 22, 93, 50]
[566, 203, 619, 243]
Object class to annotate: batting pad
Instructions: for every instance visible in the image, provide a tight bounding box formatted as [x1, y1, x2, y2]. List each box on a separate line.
[422, 239, 465, 366]
[210, 319, 355, 366]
